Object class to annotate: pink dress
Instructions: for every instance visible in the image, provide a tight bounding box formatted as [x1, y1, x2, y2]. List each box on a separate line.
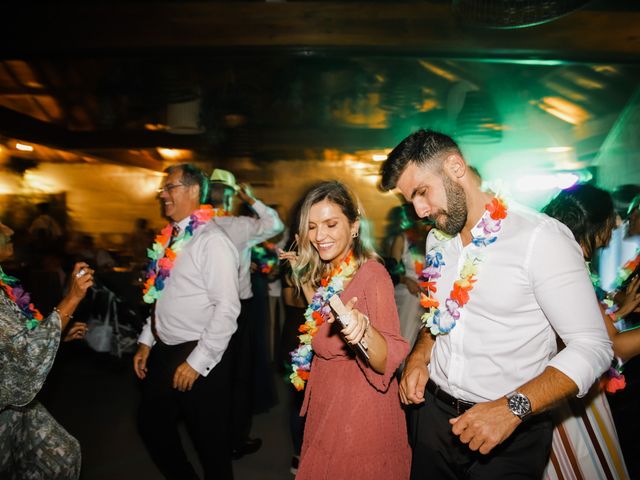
[297, 260, 411, 480]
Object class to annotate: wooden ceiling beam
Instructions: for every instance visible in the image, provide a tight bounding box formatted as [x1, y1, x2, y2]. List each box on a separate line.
[1, 3, 640, 63]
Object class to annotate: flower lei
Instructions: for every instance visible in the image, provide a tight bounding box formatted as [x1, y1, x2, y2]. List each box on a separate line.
[142, 205, 216, 304]
[251, 241, 279, 275]
[590, 252, 640, 394]
[289, 251, 357, 391]
[419, 197, 508, 335]
[613, 249, 640, 291]
[0, 267, 44, 330]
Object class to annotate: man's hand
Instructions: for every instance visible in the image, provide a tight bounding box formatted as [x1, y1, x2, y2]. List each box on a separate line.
[399, 353, 429, 405]
[449, 398, 521, 455]
[404, 277, 421, 295]
[133, 344, 151, 379]
[173, 362, 200, 392]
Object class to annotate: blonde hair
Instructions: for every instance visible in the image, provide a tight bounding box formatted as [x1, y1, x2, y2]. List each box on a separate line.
[292, 181, 379, 291]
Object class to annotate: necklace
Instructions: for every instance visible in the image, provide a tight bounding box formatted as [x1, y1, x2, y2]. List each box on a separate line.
[142, 205, 216, 304]
[289, 251, 357, 391]
[0, 267, 44, 330]
[420, 197, 508, 335]
[613, 249, 640, 291]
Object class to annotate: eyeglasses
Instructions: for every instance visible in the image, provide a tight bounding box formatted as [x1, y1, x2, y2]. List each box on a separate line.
[157, 183, 186, 194]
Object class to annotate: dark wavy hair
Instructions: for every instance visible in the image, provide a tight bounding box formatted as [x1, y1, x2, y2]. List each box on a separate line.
[379, 129, 461, 191]
[164, 163, 209, 204]
[542, 183, 616, 260]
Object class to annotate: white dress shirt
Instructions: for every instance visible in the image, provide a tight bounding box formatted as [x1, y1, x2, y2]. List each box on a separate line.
[138, 217, 241, 377]
[213, 200, 284, 300]
[427, 202, 613, 403]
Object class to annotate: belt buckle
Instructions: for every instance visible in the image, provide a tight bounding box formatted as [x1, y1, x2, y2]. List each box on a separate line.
[455, 399, 464, 414]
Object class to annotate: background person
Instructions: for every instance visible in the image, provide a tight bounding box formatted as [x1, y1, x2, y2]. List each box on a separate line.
[0, 220, 93, 479]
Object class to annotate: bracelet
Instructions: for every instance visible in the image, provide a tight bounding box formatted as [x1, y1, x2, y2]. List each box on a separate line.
[53, 307, 74, 320]
[361, 315, 371, 350]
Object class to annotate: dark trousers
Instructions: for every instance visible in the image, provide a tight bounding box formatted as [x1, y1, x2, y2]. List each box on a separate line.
[229, 298, 254, 449]
[410, 390, 553, 480]
[138, 340, 233, 480]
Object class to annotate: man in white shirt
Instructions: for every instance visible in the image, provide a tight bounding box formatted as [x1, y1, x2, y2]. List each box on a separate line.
[208, 168, 284, 458]
[133, 164, 240, 480]
[379, 130, 612, 479]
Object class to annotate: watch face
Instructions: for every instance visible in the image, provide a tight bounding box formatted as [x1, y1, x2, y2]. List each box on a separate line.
[508, 393, 531, 417]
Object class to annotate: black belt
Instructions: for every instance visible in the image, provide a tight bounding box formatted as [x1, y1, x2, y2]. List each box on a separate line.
[426, 378, 475, 414]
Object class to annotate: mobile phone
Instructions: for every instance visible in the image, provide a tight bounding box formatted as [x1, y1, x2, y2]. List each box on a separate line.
[328, 295, 369, 360]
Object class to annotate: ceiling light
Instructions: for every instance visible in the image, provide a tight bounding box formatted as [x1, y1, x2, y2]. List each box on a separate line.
[15, 143, 34, 152]
[156, 148, 191, 161]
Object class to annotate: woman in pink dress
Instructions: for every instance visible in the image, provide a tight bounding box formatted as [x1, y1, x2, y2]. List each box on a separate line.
[280, 181, 410, 480]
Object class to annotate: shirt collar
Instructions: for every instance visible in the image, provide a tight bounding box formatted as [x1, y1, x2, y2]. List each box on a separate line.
[174, 215, 192, 231]
[469, 207, 492, 240]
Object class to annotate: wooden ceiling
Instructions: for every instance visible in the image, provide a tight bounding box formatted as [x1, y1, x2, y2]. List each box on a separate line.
[0, 1, 639, 170]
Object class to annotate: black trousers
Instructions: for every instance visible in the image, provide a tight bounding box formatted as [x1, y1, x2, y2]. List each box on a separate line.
[229, 298, 254, 449]
[410, 390, 553, 480]
[138, 340, 233, 480]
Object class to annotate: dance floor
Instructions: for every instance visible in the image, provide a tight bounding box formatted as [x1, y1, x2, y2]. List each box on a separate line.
[40, 343, 294, 480]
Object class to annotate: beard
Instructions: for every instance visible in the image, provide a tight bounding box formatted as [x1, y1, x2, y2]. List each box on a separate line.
[433, 175, 468, 235]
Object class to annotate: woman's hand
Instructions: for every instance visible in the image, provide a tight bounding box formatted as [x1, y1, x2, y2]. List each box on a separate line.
[68, 262, 94, 301]
[328, 297, 370, 345]
[63, 322, 88, 342]
[616, 274, 640, 318]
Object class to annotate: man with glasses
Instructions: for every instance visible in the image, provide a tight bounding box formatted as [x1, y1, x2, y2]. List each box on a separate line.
[133, 164, 240, 480]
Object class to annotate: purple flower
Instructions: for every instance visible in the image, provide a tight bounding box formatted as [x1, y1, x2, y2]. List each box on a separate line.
[12, 286, 31, 310]
[479, 217, 501, 236]
[445, 298, 460, 319]
[421, 265, 441, 279]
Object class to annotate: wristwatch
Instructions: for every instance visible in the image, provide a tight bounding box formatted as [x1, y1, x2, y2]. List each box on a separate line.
[506, 391, 532, 420]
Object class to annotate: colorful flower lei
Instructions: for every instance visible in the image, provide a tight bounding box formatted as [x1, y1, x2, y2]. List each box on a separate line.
[142, 205, 217, 304]
[591, 253, 640, 394]
[613, 249, 640, 291]
[419, 197, 507, 335]
[289, 251, 357, 391]
[251, 241, 279, 275]
[0, 266, 44, 330]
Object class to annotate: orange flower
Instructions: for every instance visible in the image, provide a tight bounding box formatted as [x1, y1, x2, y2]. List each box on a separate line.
[32, 307, 44, 320]
[143, 276, 155, 293]
[603, 375, 626, 394]
[297, 369, 310, 381]
[450, 282, 472, 306]
[486, 197, 507, 220]
[420, 281, 437, 293]
[420, 292, 439, 309]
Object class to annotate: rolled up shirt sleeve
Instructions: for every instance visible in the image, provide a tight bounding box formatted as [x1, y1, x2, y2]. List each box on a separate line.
[246, 200, 284, 247]
[528, 219, 613, 397]
[186, 232, 241, 376]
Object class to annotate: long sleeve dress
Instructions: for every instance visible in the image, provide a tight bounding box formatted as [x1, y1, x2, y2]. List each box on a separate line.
[0, 288, 81, 480]
[296, 260, 411, 480]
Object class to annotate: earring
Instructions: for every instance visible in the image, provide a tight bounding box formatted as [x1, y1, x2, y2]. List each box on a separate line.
[351, 231, 359, 238]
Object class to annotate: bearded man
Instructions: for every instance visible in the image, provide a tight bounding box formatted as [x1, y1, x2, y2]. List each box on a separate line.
[379, 130, 612, 480]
